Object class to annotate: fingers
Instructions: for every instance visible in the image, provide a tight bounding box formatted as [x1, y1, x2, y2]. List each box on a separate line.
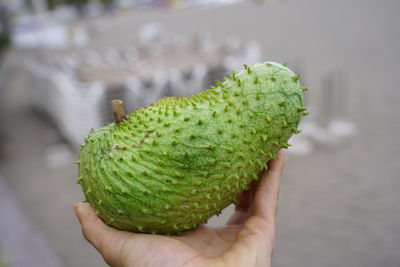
[235, 185, 254, 213]
[227, 190, 253, 225]
[74, 202, 117, 252]
[227, 180, 257, 225]
[252, 149, 285, 222]
[227, 150, 285, 226]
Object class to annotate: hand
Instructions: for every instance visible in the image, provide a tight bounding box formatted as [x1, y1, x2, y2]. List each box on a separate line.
[74, 150, 285, 267]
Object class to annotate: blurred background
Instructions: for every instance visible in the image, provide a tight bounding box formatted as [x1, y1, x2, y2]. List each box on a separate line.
[0, 0, 399, 266]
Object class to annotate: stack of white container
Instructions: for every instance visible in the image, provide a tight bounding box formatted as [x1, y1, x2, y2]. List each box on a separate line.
[25, 32, 262, 149]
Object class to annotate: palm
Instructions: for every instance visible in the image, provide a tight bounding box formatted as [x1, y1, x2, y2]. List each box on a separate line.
[75, 151, 284, 267]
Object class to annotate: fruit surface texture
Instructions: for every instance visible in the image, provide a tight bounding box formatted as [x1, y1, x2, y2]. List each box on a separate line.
[78, 62, 306, 234]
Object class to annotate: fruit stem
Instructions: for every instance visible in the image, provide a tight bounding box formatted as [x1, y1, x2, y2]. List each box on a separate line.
[112, 100, 127, 124]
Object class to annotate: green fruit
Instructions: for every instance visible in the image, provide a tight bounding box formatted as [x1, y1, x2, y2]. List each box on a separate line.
[77, 62, 306, 234]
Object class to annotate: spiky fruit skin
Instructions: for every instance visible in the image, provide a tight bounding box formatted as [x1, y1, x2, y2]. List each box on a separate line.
[77, 62, 306, 235]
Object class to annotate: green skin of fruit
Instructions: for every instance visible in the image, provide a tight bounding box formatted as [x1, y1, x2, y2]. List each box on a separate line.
[78, 62, 306, 235]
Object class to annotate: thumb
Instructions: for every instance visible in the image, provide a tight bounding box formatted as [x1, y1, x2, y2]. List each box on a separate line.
[74, 202, 120, 261]
[252, 149, 285, 224]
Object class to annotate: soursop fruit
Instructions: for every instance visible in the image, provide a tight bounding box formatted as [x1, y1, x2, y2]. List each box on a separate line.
[77, 62, 307, 235]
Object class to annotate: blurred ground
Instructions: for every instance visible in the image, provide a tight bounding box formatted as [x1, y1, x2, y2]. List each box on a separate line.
[1, 0, 400, 266]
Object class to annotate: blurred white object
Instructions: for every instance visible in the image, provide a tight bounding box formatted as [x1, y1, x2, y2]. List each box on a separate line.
[167, 68, 186, 96]
[301, 121, 336, 144]
[125, 76, 143, 110]
[12, 21, 89, 49]
[104, 48, 122, 66]
[302, 70, 358, 146]
[223, 35, 241, 54]
[46, 143, 75, 168]
[51, 73, 105, 147]
[186, 63, 208, 94]
[138, 22, 164, 45]
[223, 40, 262, 71]
[327, 119, 357, 138]
[71, 25, 89, 47]
[13, 23, 68, 49]
[149, 71, 169, 104]
[299, 119, 357, 146]
[243, 40, 262, 65]
[287, 135, 314, 155]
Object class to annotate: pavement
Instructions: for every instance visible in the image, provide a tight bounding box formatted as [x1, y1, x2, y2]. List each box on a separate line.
[1, 0, 400, 266]
[0, 176, 64, 267]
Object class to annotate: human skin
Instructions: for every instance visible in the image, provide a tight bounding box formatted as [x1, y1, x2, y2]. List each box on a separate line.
[74, 150, 285, 267]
